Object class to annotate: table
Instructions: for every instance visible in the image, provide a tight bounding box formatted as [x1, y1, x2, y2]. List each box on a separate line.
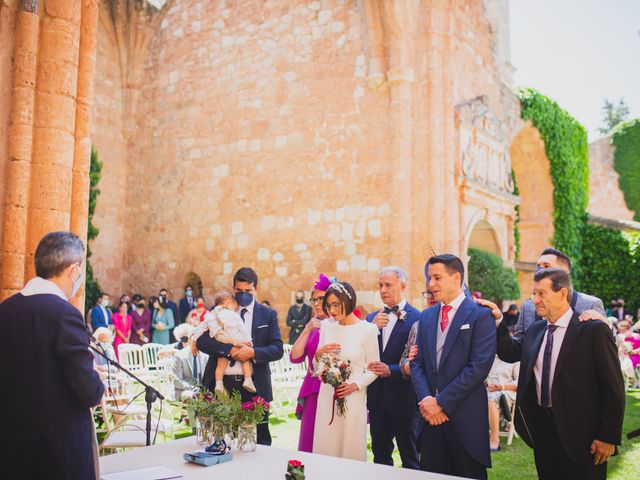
[100, 436, 462, 479]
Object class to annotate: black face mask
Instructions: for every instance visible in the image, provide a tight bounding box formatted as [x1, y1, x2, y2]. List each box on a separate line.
[180, 336, 189, 343]
[296, 298, 304, 304]
[137, 303, 145, 309]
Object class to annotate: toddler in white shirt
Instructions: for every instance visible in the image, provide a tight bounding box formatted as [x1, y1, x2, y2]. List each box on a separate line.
[199, 291, 256, 394]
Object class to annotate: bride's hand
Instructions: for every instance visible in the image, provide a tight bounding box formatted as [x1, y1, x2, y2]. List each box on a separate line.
[314, 343, 341, 360]
[335, 383, 358, 398]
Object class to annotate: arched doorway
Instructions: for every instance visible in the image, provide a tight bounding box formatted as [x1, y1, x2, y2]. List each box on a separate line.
[467, 219, 502, 257]
[510, 123, 555, 298]
[182, 271, 204, 298]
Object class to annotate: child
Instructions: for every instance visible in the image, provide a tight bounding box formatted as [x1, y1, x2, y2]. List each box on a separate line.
[201, 291, 256, 394]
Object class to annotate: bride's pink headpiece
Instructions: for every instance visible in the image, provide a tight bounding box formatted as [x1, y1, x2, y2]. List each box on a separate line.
[313, 273, 336, 292]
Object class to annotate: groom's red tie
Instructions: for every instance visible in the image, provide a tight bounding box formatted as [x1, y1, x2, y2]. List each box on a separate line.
[441, 305, 453, 332]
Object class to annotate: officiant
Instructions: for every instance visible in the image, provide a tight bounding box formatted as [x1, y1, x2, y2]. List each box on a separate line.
[0, 231, 105, 479]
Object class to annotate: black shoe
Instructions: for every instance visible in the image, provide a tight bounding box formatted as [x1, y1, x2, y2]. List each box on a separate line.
[490, 445, 501, 453]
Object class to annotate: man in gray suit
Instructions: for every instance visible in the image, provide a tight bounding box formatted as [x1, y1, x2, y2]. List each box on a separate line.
[173, 334, 209, 400]
[478, 248, 606, 352]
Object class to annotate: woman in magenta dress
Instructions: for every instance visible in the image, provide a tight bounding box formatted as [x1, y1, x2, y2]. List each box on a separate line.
[289, 274, 335, 452]
[112, 301, 132, 360]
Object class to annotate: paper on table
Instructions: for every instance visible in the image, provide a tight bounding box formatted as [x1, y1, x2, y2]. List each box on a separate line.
[101, 465, 182, 480]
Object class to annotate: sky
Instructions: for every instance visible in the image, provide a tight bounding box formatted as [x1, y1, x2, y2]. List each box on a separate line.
[509, 0, 640, 140]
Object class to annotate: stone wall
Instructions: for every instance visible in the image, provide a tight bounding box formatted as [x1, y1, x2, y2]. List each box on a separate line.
[90, 0, 520, 328]
[588, 136, 636, 221]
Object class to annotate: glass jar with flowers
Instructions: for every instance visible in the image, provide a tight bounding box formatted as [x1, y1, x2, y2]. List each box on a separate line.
[236, 396, 270, 452]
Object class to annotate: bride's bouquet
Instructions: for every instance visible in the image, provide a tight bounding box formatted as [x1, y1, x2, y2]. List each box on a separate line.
[313, 351, 353, 425]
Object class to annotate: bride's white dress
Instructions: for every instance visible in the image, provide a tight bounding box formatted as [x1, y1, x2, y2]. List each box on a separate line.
[312, 320, 380, 461]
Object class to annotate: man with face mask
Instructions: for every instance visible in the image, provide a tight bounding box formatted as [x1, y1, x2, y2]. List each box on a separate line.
[286, 290, 312, 344]
[197, 267, 284, 445]
[178, 284, 195, 325]
[88, 291, 112, 332]
[0, 231, 105, 479]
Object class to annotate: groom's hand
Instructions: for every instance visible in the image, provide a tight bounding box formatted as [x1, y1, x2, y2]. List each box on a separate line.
[234, 346, 255, 362]
[427, 411, 449, 426]
[367, 361, 390, 377]
[419, 396, 442, 419]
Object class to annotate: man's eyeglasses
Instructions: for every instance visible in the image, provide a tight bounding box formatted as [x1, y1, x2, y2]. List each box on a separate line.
[310, 296, 325, 304]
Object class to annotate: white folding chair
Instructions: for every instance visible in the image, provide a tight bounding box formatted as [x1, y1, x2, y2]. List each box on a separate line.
[499, 400, 517, 446]
[118, 344, 146, 372]
[142, 343, 163, 370]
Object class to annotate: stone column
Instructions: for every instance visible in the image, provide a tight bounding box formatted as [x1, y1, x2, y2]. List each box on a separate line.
[384, 0, 418, 268]
[70, 0, 99, 311]
[24, 0, 83, 279]
[1, 1, 39, 300]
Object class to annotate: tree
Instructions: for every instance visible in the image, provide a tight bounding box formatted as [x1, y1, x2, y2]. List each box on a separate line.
[85, 145, 103, 313]
[598, 98, 630, 134]
[467, 248, 520, 305]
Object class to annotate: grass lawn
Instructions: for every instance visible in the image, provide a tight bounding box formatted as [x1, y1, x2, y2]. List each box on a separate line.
[268, 391, 640, 479]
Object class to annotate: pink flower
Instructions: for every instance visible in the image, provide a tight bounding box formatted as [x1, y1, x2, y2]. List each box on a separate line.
[241, 402, 255, 411]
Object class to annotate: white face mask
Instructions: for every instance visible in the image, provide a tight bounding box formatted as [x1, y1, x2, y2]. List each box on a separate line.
[70, 265, 84, 299]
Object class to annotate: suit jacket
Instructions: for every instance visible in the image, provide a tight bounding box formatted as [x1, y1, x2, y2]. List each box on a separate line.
[366, 302, 420, 416]
[411, 297, 496, 467]
[497, 312, 625, 462]
[197, 301, 284, 401]
[510, 290, 605, 347]
[0, 293, 105, 479]
[286, 303, 312, 344]
[173, 349, 209, 399]
[179, 297, 195, 324]
[89, 304, 112, 329]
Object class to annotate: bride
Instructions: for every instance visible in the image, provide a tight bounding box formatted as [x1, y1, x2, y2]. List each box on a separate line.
[312, 281, 380, 461]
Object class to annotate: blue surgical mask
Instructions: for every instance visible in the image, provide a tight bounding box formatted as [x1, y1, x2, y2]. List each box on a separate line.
[71, 267, 83, 299]
[185, 290, 193, 297]
[235, 291, 254, 307]
[535, 265, 544, 273]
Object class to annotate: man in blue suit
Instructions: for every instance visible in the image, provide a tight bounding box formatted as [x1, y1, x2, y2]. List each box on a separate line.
[411, 254, 496, 479]
[87, 291, 112, 331]
[366, 266, 420, 469]
[178, 284, 195, 325]
[197, 267, 284, 445]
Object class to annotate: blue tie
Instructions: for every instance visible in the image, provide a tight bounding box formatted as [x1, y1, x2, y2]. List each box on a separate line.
[540, 324, 558, 408]
[192, 355, 199, 382]
[241, 308, 248, 323]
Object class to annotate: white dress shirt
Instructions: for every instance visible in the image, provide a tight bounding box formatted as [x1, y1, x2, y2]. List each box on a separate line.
[224, 299, 255, 375]
[20, 277, 67, 301]
[382, 299, 407, 351]
[533, 307, 572, 407]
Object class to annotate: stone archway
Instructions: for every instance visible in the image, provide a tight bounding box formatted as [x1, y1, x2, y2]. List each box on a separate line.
[510, 123, 555, 297]
[467, 219, 502, 257]
[182, 271, 203, 298]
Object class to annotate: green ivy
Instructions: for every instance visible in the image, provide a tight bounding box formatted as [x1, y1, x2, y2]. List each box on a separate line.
[85, 145, 103, 313]
[468, 248, 521, 303]
[511, 170, 520, 260]
[517, 88, 590, 279]
[579, 223, 640, 312]
[611, 118, 640, 221]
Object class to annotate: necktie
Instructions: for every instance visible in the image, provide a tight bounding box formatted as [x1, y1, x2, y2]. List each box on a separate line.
[540, 324, 558, 407]
[383, 305, 399, 315]
[241, 308, 248, 323]
[192, 355, 199, 382]
[440, 305, 453, 332]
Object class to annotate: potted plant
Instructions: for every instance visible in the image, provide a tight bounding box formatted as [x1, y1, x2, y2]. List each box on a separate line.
[236, 396, 270, 452]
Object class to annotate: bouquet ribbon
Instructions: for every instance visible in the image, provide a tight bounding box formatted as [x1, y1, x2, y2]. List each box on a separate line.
[329, 390, 338, 426]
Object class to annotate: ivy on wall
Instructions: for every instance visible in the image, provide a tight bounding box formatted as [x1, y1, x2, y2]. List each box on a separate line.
[516, 87, 590, 278]
[611, 118, 640, 221]
[511, 170, 520, 260]
[85, 145, 103, 313]
[579, 223, 640, 312]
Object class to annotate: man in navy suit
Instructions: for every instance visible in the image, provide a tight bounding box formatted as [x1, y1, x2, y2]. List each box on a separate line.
[178, 284, 195, 325]
[87, 291, 112, 331]
[411, 254, 496, 479]
[0, 232, 105, 479]
[366, 266, 420, 469]
[198, 267, 284, 445]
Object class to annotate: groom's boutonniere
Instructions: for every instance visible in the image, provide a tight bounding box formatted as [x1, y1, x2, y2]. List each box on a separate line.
[397, 310, 407, 322]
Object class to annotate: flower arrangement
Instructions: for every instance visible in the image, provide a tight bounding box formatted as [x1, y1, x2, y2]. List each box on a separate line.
[313, 351, 352, 423]
[238, 396, 270, 425]
[285, 460, 305, 480]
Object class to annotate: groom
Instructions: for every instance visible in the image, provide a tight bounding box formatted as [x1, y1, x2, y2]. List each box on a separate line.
[366, 266, 421, 469]
[197, 267, 283, 445]
[411, 254, 496, 479]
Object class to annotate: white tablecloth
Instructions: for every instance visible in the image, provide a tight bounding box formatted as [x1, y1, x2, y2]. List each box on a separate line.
[100, 436, 462, 479]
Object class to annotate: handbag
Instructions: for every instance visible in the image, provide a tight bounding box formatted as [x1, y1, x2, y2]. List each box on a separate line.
[499, 393, 512, 422]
